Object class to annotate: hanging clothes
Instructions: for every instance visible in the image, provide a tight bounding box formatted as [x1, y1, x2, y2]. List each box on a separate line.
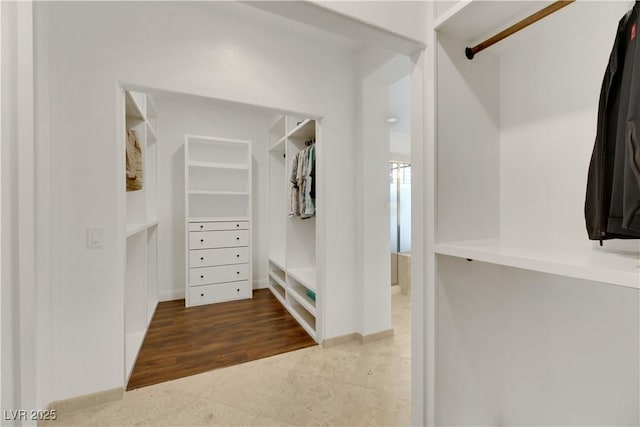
[289, 150, 300, 217]
[296, 147, 305, 212]
[288, 142, 316, 219]
[585, 2, 640, 242]
[310, 148, 316, 200]
[126, 129, 143, 191]
[301, 144, 315, 219]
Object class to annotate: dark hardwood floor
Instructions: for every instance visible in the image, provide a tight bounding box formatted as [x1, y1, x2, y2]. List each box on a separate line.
[127, 288, 317, 390]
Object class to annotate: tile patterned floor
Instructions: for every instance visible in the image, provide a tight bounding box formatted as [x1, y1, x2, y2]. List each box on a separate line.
[48, 288, 411, 426]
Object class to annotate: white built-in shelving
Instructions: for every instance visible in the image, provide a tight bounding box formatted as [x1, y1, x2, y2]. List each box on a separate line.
[267, 115, 321, 342]
[434, 240, 640, 290]
[125, 218, 159, 237]
[428, 2, 639, 426]
[184, 135, 253, 307]
[123, 89, 159, 382]
[188, 160, 249, 170]
[287, 267, 316, 291]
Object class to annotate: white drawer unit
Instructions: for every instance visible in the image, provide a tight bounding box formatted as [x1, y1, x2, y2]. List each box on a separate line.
[189, 280, 251, 306]
[189, 246, 249, 268]
[186, 225, 252, 307]
[189, 230, 249, 249]
[189, 263, 249, 286]
[188, 221, 249, 232]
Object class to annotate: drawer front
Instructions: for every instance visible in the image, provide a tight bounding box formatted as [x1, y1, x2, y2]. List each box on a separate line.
[189, 247, 249, 268]
[189, 263, 249, 286]
[189, 230, 249, 249]
[189, 221, 249, 232]
[189, 281, 251, 306]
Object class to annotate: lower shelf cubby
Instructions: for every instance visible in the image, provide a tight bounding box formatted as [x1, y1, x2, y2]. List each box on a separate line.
[287, 278, 316, 316]
[268, 275, 286, 305]
[269, 261, 286, 282]
[268, 260, 287, 306]
[288, 299, 316, 340]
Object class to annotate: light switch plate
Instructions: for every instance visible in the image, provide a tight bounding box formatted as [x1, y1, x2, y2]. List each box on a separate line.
[87, 226, 105, 248]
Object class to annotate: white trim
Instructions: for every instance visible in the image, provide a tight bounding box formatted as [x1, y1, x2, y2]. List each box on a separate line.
[360, 328, 394, 344]
[322, 333, 358, 348]
[46, 387, 123, 413]
[321, 329, 394, 347]
[17, 0, 37, 412]
[34, 0, 54, 410]
[425, 32, 436, 427]
[0, 0, 4, 412]
[411, 30, 429, 427]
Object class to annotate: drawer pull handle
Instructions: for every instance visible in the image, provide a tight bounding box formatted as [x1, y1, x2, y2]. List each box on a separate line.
[236, 237, 240, 241]
[200, 275, 204, 279]
[200, 257, 204, 261]
[237, 288, 240, 292]
[236, 271, 240, 275]
[236, 224, 240, 227]
[200, 225, 203, 229]
[200, 239, 204, 243]
[201, 293, 204, 297]
[236, 254, 240, 258]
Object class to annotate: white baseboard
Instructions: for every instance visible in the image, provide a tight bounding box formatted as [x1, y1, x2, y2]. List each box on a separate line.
[322, 329, 395, 348]
[361, 328, 394, 344]
[46, 387, 123, 413]
[159, 289, 185, 302]
[322, 333, 359, 348]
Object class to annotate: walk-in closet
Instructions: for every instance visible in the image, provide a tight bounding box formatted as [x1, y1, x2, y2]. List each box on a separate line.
[428, 1, 639, 425]
[119, 86, 329, 387]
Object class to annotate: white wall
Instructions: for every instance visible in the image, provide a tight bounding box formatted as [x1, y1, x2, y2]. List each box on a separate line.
[356, 50, 413, 335]
[389, 74, 411, 162]
[36, 0, 358, 403]
[152, 91, 274, 300]
[499, 1, 634, 249]
[358, 62, 392, 336]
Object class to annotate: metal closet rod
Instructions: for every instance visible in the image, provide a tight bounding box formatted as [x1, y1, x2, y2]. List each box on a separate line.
[465, 0, 575, 60]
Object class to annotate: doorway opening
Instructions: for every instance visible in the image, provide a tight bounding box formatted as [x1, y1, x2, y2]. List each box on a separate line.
[122, 86, 322, 389]
[390, 161, 411, 293]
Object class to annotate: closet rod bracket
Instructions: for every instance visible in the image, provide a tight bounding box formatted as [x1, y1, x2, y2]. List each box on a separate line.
[465, 47, 475, 60]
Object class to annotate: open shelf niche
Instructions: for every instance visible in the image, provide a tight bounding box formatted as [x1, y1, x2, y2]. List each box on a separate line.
[267, 115, 320, 342]
[124, 89, 159, 382]
[427, 2, 640, 426]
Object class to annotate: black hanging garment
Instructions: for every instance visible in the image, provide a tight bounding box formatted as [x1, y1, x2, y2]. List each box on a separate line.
[585, 2, 640, 242]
